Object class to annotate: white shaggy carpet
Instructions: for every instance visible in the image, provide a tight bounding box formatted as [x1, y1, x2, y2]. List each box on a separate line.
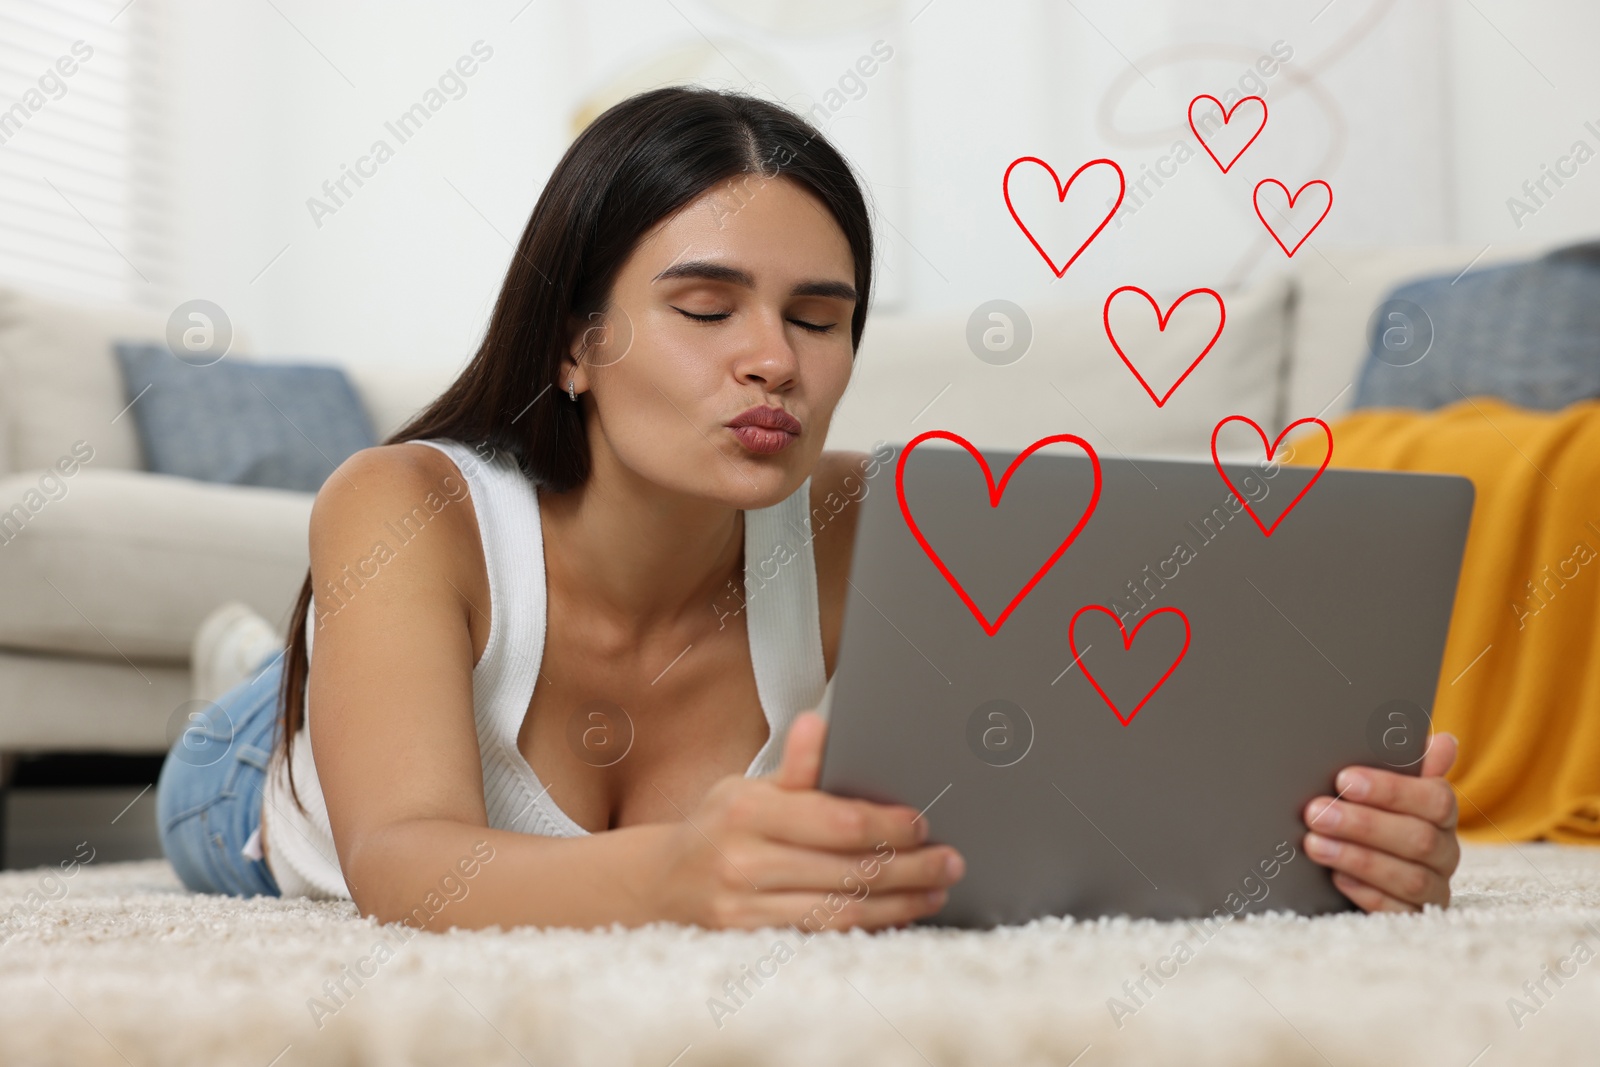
[3, 844, 1599, 1066]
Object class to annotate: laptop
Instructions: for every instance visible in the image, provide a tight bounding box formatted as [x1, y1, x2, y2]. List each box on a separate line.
[816, 437, 1474, 927]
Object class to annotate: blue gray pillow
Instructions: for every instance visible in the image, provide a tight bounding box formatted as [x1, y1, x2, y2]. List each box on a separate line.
[1354, 241, 1600, 412]
[114, 343, 377, 492]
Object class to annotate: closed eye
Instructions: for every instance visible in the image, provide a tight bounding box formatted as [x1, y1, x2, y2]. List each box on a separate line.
[789, 318, 835, 334]
[673, 307, 730, 323]
[672, 306, 836, 334]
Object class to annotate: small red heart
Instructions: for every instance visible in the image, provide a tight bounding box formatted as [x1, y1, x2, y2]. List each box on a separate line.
[1069, 604, 1191, 726]
[1252, 179, 1333, 258]
[897, 431, 1102, 636]
[1188, 94, 1268, 174]
[1210, 415, 1334, 536]
[1003, 156, 1125, 278]
[1103, 285, 1227, 407]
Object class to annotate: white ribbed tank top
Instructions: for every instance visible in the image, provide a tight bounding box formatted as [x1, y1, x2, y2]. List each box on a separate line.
[262, 437, 829, 899]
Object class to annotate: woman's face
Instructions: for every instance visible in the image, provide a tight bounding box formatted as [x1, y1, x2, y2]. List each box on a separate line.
[566, 174, 858, 510]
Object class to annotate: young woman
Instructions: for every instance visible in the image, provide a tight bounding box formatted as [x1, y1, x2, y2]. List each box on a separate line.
[155, 87, 1463, 929]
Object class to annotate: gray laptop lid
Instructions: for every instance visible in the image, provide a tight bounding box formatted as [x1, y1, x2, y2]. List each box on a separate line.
[817, 440, 1474, 927]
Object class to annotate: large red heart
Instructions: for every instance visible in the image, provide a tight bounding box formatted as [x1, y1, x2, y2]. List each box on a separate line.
[1103, 285, 1227, 407]
[1253, 179, 1333, 258]
[1002, 156, 1125, 278]
[1069, 604, 1190, 726]
[897, 431, 1102, 636]
[1188, 94, 1268, 173]
[1210, 415, 1334, 537]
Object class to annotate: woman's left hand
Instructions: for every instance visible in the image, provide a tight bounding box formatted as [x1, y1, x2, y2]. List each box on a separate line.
[1301, 732, 1461, 912]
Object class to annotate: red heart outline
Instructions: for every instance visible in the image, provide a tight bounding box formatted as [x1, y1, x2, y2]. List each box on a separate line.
[1252, 179, 1333, 258]
[1210, 415, 1334, 537]
[1002, 156, 1125, 278]
[896, 430, 1103, 636]
[1187, 94, 1268, 174]
[1102, 285, 1227, 407]
[1069, 604, 1191, 726]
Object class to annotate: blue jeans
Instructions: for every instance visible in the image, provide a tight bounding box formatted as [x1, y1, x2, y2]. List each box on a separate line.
[156, 651, 283, 897]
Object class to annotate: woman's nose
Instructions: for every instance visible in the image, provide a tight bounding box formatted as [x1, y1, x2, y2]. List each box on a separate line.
[734, 315, 799, 389]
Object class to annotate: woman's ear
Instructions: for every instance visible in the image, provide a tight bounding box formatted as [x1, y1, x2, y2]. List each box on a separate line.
[560, 312, 603, 396]
[564, 305, 634, 387]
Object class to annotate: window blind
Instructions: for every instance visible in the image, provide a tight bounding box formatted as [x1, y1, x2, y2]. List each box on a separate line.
[0, 0, 166, 304]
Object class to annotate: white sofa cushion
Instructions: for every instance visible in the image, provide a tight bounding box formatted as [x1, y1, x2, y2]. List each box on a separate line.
[825, 275, 1291, 461]
[0, 649, 189, 751]
[0, 468, 311, 662]
[0, 395, 10, 475]
[0, 287, 257, 476]
[0, 287, 162, 474]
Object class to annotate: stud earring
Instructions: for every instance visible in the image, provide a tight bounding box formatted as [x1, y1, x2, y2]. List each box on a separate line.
[567, 379, 576, 402]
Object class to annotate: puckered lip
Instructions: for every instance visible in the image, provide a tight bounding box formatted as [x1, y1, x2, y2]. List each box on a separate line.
[726, 405, 802, 435]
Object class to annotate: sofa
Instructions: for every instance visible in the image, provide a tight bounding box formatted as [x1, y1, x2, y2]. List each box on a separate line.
[0, 290, 456, 758]
[0, 242, 1547, 764]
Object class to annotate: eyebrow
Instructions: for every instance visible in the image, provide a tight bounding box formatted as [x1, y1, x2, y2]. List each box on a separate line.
[652, 259, 857, 303]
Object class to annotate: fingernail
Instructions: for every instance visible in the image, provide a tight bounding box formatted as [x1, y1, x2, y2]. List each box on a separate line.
[1336, 769, 1370, 800]
[924, 888, 948, 908]
[1310, 800, 1341, 829]
[1305, 832, 1341, 860]
[914, 818, 930, 843]
[944, 852, 965, 882]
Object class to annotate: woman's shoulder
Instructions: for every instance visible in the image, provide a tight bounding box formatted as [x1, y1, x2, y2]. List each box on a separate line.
[309, 441, 485, 568]
[313, 439, 470, 511]
[306, 440, 493, 659]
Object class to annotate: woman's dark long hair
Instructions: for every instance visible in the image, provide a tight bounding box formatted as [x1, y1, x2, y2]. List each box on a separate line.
[273, 87, 875, 813]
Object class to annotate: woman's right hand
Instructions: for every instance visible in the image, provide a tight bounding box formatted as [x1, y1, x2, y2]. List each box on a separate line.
[651, 710, 966, 931]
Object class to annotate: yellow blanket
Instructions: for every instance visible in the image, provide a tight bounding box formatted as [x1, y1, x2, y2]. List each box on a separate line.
[1284, 398, 1600, 843]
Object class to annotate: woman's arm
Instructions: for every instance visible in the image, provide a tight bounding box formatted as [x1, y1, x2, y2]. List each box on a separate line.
[347, 713, 954, 931]
[1301, 733, 1462, 912]
[305, 446, 961, 931]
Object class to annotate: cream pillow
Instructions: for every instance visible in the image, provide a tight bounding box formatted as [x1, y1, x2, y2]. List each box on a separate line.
[826, 275, 1291, 463]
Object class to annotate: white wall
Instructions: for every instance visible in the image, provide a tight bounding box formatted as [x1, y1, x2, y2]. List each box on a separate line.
[1444, 0, 1600, 244]
[133, 0, 1600, 375]
[153, 0, 582, 377]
